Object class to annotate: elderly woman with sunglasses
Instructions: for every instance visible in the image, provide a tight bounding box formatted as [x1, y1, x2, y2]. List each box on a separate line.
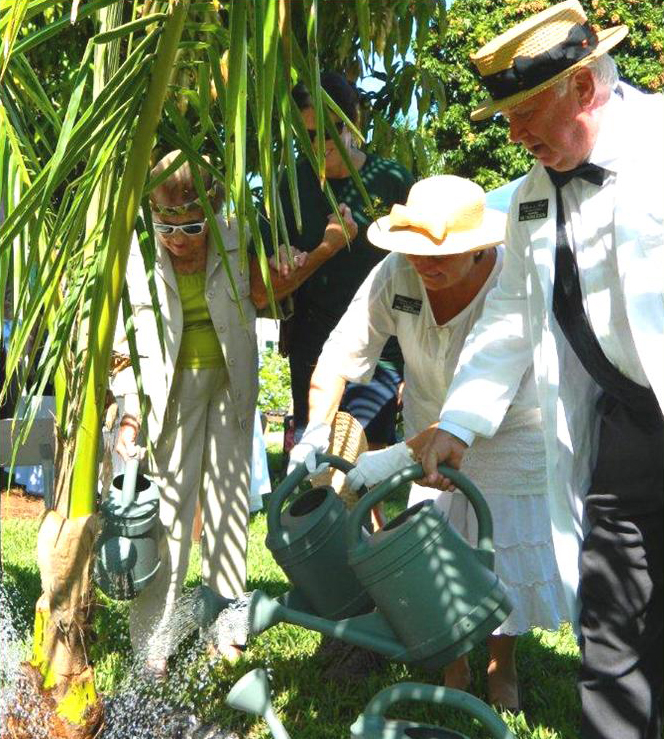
[110, 150, 283, 674]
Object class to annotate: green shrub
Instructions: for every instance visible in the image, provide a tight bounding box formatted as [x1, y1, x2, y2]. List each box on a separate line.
[258, 348, 291, 415]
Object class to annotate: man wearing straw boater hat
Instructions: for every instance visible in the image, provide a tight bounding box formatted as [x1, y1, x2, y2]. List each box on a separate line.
[420, 2, 664, 737]
[290, 174, 568, 703]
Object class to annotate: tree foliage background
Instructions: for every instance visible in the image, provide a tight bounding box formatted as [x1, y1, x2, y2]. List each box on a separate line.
[416, 0, 664, 189]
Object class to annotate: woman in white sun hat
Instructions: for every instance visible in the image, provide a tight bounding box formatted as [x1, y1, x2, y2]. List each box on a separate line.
[296, 174, 568, 710]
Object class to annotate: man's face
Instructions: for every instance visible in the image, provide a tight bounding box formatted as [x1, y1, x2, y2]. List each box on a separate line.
[503, 79, 592, 171]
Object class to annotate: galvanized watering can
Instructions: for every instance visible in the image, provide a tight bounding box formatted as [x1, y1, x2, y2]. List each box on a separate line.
[94, 457, 163, 600]
[226, 667, 516, 739]
[193, 454, 512, 670]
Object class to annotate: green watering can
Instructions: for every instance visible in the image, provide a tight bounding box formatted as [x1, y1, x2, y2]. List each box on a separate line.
[94, 456, 164, 600]
[350, 681, 516, 739]
[196, 454, 512, 671]
[226, 667, 516, 739]
[265, 455, 374, 620]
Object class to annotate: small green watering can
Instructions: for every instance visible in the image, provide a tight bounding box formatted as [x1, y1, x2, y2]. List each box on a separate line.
[265, 454, 374, 620]
[94, 456, 163, 600]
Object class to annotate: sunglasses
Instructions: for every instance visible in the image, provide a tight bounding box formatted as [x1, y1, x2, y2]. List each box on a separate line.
[153, 221, 206, 236]
[306, 120, 345, 143]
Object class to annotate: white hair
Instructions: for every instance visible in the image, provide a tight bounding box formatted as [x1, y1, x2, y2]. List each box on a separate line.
[552, 54, 618, 98]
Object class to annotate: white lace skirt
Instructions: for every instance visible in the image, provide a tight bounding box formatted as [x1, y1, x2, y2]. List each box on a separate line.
[408, 421, 569, 636]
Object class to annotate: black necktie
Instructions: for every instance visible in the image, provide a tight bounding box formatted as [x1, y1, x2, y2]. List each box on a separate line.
[545, 164, 660, 423]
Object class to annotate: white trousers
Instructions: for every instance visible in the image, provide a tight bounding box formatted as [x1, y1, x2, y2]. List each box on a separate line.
[129, 366, 253, 654]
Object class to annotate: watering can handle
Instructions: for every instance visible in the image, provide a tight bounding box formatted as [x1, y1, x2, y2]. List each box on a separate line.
[266, 453, 360, 538]
[359, 682, 515, 739]
[347, 463, 494, 564]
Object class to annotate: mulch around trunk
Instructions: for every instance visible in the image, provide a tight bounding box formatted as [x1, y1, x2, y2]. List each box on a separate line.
[1, 488, 45, 520]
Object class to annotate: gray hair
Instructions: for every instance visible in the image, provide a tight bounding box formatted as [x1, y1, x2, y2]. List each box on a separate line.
[553, 54, 618, 98]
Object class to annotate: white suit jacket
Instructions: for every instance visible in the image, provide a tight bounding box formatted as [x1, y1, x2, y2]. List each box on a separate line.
[111, 215, 258, 447]
[440, 83, 664, 620]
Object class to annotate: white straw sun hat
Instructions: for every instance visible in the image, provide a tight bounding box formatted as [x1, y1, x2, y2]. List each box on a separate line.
[470, 0, 628, 121]
[367, 175, 506, 256]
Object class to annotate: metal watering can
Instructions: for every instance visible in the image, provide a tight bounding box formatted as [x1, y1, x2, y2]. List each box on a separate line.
[226, 667, 516, 739]
[94, 456, 164, 600]
[197, 454, 512, 670]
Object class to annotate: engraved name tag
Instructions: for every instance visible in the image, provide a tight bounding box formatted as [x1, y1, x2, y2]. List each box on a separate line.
[518, 199, 549, 221]
[392, 294, 422, 315]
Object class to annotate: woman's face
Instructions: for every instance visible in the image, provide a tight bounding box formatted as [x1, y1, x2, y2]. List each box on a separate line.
[301, 106, 353, 178]
[151, 207, 208, 258]
[405, 251, 478, 292]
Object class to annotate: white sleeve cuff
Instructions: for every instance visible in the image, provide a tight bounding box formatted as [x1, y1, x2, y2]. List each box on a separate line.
[437, 420, 476, 447]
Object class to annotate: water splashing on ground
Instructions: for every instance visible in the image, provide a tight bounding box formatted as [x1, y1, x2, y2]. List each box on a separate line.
[0, 582, 253, 739]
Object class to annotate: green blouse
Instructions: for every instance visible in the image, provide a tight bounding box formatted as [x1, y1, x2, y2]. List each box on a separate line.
[175, 271, 225, 369]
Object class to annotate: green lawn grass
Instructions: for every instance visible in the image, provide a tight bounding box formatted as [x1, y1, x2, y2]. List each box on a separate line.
[1, 447, 582, 738]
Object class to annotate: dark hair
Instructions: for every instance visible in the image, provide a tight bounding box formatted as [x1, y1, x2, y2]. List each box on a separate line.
[292, 71, 359, 125]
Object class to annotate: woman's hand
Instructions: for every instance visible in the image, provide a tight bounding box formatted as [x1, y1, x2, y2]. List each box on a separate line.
[322, 202, 358, 254]
[116, 414, 140, 461]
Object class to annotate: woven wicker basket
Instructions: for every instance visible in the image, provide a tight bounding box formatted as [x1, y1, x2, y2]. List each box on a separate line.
[310, 411, 367, 509]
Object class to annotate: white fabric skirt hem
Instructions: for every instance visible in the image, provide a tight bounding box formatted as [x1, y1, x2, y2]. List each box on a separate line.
[431, 489, 570, 633]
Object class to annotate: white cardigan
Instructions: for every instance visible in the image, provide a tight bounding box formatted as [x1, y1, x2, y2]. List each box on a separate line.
[111, 215, 258, 447]
[440, 83, 664, 620]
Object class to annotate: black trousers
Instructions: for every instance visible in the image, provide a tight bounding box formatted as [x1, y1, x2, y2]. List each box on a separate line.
[579, 395, 664, 739]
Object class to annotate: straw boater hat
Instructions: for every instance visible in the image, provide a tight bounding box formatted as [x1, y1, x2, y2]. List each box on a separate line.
[367, 175, 506, 256]
[470, 0, 628, 121]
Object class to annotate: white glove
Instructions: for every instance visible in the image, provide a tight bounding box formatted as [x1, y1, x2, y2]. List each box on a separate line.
[345, 441, 415, 491]
[286, 421, 331, 476]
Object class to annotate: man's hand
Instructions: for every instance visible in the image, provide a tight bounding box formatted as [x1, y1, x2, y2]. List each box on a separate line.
[269, 245, 308, 279]
[420, 429, 468, 490]
[116, 414, 140, 461]
[345, 441, 414, 492]
[286, 421, 331, 476]
[322, 202, 358, 255]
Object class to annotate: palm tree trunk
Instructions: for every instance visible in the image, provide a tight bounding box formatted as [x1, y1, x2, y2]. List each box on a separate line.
[21, 5, 190, 738]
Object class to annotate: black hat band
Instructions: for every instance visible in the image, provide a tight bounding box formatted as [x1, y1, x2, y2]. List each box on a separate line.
[480, 22, 599, 102]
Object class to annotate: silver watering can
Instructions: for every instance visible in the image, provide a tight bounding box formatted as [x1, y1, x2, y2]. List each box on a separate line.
[94, 455, 164, 600]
